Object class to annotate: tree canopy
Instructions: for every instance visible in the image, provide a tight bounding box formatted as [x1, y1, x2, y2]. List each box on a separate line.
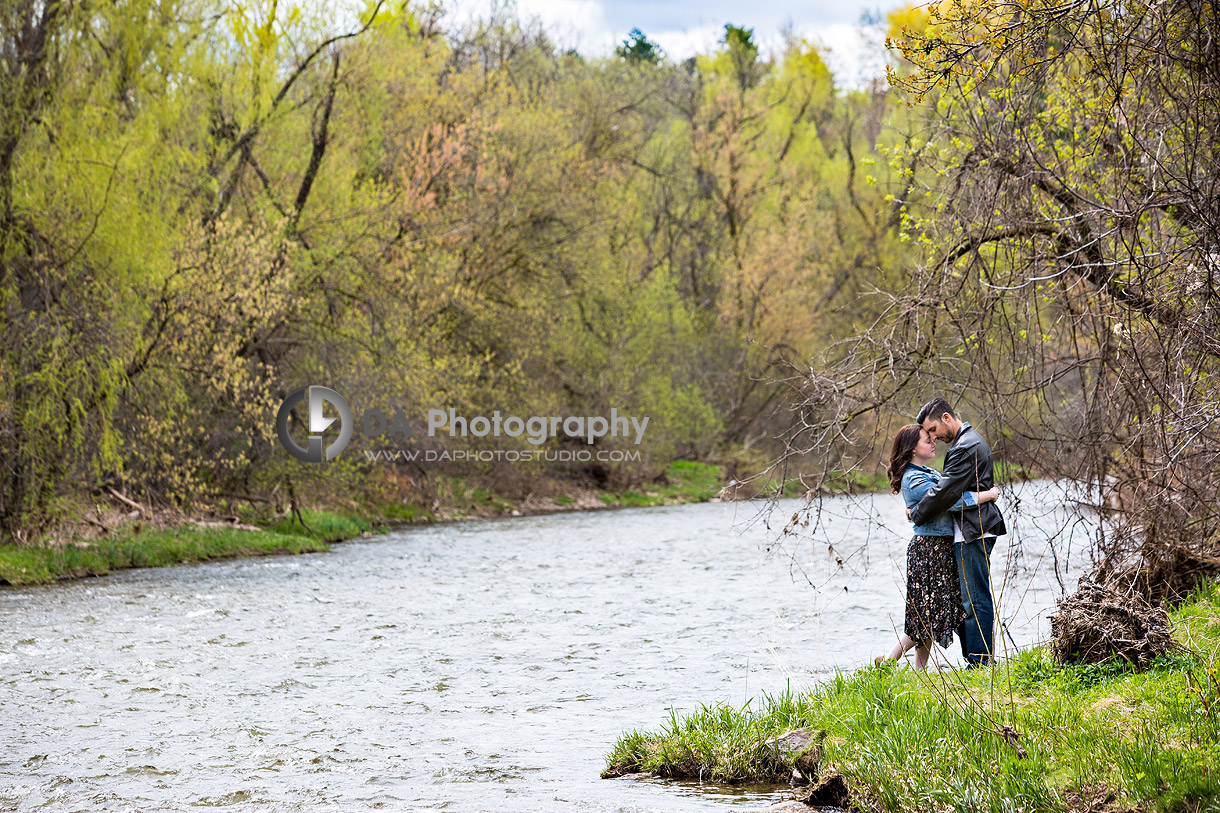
[0, 1, 913, 536]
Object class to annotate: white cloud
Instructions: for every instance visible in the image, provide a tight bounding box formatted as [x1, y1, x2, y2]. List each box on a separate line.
[439, 0, 617, 54]
[656, 21, 888, 89]
[436, 0, 891, 89]
[791, 22, 888, 89]
[517, 0, 617, 53]
[649, 23, 723, 61]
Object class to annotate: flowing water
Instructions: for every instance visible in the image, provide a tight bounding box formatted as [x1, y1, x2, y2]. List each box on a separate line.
[1, 481, 1093, 811]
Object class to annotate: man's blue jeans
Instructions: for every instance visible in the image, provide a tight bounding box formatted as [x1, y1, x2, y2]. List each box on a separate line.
[956, 537, 996, 666]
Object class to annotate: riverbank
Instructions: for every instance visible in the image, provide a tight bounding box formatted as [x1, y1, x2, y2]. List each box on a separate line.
[0, 510, 369, 586]
[604, 581, 1220, 811]
[0, 460, 729, 586]
[0, 457, 1034, 587]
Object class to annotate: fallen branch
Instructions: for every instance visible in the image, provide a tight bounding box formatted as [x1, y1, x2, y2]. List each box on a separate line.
[83, 515, 111, 534]
[106, 487, 147, 518]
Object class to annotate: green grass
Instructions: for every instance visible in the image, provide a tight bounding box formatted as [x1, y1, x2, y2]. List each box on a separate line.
[260, 509, 371, 541]
[433, 475, 516, 516]
[995, 460, 1034, 485]
[600, 490, 659, 507]
[375, 503, 437, 522]
[0, 525, 331, 586]
[656, 460, 726, 501]
[0, 508, 379, 586]
[604, 582, 1220, 811]
[600, 460, 726, 507]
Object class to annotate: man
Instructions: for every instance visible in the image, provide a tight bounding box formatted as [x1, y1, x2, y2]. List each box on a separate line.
[908, 398, 1007, 666]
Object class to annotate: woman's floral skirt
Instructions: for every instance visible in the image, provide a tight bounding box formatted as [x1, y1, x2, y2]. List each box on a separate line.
[905, 534, 966, 649]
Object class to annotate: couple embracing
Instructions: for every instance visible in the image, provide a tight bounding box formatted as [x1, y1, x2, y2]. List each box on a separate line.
[877, 398, 1008, 670]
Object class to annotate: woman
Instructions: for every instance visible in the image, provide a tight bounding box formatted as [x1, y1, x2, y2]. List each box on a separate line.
[876, 424, 1000, 670]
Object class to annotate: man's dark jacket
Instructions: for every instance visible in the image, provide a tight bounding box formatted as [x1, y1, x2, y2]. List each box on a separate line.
[908, 422, 1007, 542]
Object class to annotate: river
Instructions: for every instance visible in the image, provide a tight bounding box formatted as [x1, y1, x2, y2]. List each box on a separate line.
[1, 481, 1092, 811]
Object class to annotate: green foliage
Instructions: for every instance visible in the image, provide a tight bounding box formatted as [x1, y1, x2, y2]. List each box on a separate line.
[993, 460, 1032, 485]
[0, 525, 329, 586]
[722, 24, 761, 90]
[0, 1, 917, 539]
[661, 460, 725, 501]
[600, 490, 656, 507]
[375, 503, 436, 522]
[598, 460, 725, 506]
[605, 586, 1220, 809]
[615, 29, 662, 65]
[0, 505, 382, 584]
[431, 475, 515, 517]
[260, 510, 370, 542]
[837, 0, 1220, 604]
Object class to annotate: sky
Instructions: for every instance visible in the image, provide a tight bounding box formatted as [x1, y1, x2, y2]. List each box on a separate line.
[440, 0, 904, 88]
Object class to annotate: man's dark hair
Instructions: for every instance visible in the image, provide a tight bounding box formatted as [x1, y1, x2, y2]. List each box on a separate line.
[916, 398, 956, 424]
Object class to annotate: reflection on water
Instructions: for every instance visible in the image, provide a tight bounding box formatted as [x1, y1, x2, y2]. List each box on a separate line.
[0, 481, 1090, 811]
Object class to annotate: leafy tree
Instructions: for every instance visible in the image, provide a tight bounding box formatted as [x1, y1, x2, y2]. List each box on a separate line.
[786, 0, 1220, 600]
[722, 24, 762, 90]
[615, 28, 662, 65]
[0, 0, 938, 539]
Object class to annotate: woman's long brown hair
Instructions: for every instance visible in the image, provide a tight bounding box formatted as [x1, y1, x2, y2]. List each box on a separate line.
[887, 424, 924, 494]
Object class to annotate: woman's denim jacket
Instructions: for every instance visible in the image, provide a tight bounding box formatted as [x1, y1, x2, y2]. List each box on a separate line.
[901, 463, 977, 537]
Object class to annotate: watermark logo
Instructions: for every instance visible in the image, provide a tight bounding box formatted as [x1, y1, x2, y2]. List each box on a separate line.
[276, 385, 649, 462]
[276, 386, 353, 462]
[425, 408, 647, 446]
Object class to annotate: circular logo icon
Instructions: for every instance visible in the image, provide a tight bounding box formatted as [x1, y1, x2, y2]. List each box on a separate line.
[276, 386, 353, 462]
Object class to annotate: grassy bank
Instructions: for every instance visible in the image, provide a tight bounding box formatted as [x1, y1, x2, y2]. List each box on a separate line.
[604, 582, 1220, 811]
[0, 510, 370, 586]
[388, 459, 731, 515]
[0, 461, 729, 586]
[598, 460, 729, 507]
[0, 458, 1017, 588]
